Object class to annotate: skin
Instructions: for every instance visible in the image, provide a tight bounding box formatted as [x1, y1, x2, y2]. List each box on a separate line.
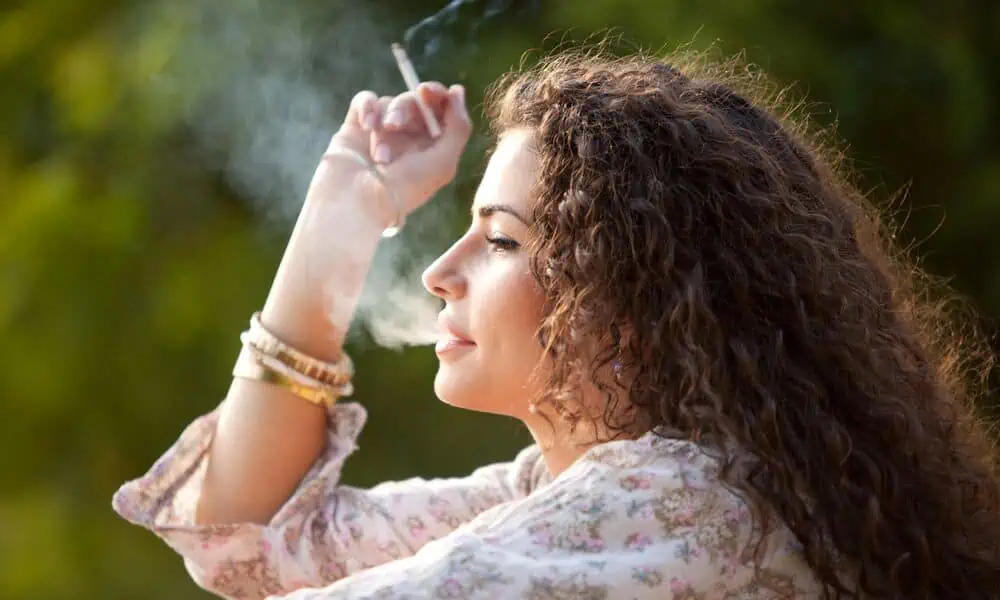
[194, 84, 592, 525]
[423, 128, 600, 475]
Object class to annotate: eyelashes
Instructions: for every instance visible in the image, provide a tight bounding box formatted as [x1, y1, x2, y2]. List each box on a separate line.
[485, 234, 520, 253]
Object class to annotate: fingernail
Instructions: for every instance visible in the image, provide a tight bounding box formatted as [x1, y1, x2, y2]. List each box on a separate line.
[363, 112, 376, 131]
[374, 144, 392, 164]
[384, 110, 403, 128]
[454, 85, 468, 118]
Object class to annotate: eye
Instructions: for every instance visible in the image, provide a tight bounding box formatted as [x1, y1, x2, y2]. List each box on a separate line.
[485, 234, 520, 253]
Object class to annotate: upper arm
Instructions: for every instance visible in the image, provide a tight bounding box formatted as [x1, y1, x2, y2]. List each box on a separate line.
[114, 401, 545, 599]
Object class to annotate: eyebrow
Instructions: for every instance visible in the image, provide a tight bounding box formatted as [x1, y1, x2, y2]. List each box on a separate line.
[475, 203, 530, 226]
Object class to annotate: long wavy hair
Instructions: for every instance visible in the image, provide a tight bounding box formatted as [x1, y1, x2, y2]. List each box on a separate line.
[484, 48, 1000, 599]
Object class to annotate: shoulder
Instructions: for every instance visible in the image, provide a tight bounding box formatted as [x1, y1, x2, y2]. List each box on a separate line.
[472, 434, 743, 552]
[455, 434, 823, 597]
[309, 435, 823, 599]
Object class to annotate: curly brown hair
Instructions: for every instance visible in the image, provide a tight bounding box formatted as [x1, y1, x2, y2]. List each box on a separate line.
[484, 48, 1000, 599]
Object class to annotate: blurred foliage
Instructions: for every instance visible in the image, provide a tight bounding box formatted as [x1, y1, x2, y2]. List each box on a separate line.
[1, 0, 998, 597]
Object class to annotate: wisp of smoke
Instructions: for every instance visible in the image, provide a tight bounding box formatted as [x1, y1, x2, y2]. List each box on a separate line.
[137, 0, 535, 349]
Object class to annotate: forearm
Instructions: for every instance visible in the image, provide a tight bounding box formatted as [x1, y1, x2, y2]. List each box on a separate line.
[190, 79, 469, 525]
[196, 162, 385, 525]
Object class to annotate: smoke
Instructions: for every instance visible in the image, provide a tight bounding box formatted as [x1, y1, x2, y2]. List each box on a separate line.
[404, 0, 543, 69]
[136, 0, 467, 349]
[134, 0, 539, 349]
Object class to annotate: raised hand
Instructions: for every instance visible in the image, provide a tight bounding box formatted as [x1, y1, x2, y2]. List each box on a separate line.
[325, 82, 473, 223]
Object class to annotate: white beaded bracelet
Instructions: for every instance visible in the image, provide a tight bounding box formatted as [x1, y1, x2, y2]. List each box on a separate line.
[242, 312, 354, 388]
[322, 146, 405, 238]
[233, 345, 345, 408]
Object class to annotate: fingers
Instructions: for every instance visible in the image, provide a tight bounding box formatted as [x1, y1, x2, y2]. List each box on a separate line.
[347, 90, 379, 131]
[444, 85, 471, 129]
[418, 81, 450, 109]
[381, 93, 421, 132]
[347, 83, 467, 137]
[358, 83, 472, 167]
[417, 81, 450, 128]
[374, 95, 393, 128]
[439, 85, 472, 148]
[380, 82, 452, 135]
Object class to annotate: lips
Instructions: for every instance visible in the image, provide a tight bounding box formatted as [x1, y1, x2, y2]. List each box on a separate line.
[436, 314, 475, 356]
[435, 338, 475, 355]
[437, 313, 473, 344]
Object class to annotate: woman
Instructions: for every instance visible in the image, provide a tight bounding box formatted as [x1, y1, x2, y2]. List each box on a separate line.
[114, 50, 1000, 599]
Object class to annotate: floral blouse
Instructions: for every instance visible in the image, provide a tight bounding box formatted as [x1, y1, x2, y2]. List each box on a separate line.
[113, 402, 824, 599]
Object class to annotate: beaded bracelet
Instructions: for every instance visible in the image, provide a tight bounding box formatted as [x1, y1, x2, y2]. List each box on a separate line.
[241, 312, 354, 387]
[232, 346, 343, 408]
[232, 313, 354, 408]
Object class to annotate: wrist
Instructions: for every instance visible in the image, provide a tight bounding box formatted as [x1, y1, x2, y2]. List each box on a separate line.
[261, 178, 381, 361]
[259, 299, 344, 363]
[306, 152, 396, 234]
[318, 142, 402, 233]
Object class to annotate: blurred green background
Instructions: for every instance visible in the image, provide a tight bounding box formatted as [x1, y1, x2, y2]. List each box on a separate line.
[2, 0, 999, 598]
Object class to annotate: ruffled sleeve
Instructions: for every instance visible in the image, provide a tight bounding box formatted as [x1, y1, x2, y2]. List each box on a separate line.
[112, 402, 547, 600]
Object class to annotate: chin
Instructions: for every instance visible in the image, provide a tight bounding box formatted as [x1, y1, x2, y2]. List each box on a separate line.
[432, 366, 493, 413]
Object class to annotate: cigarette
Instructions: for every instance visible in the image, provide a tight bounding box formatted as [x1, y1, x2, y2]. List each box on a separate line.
[391, 43, 442, 139]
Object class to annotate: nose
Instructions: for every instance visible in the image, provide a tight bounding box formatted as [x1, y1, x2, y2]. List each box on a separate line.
[422, 239, 468, 301]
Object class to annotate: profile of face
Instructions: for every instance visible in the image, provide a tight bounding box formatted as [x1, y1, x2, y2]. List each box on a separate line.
[422, 128, 547, 419]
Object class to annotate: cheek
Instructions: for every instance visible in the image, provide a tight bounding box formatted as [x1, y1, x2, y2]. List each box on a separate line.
[471, 264, 547, 399]
[481, 267, 544, 354]
[434, 259, 547, 415]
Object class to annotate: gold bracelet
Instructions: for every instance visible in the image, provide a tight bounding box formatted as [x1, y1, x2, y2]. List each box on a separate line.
[255, 350, 354, 397]
[232, 347, 341, 408]
[242, 313, 354, 390]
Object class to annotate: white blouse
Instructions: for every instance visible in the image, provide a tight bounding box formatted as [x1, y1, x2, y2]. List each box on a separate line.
[112, 402, 823, 599]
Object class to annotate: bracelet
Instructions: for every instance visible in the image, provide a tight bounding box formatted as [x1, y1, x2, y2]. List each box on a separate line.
[241, 312, 355, 390]
[322, 146, 405, 238]
[254, 348, 354, 397]
[232, 346, 341, 408]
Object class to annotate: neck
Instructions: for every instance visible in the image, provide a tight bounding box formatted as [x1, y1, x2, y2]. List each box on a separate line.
[523, 412, 607, 478]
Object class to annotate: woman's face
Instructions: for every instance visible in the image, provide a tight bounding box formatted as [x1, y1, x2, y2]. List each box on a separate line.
[422, 128, 547, 418]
